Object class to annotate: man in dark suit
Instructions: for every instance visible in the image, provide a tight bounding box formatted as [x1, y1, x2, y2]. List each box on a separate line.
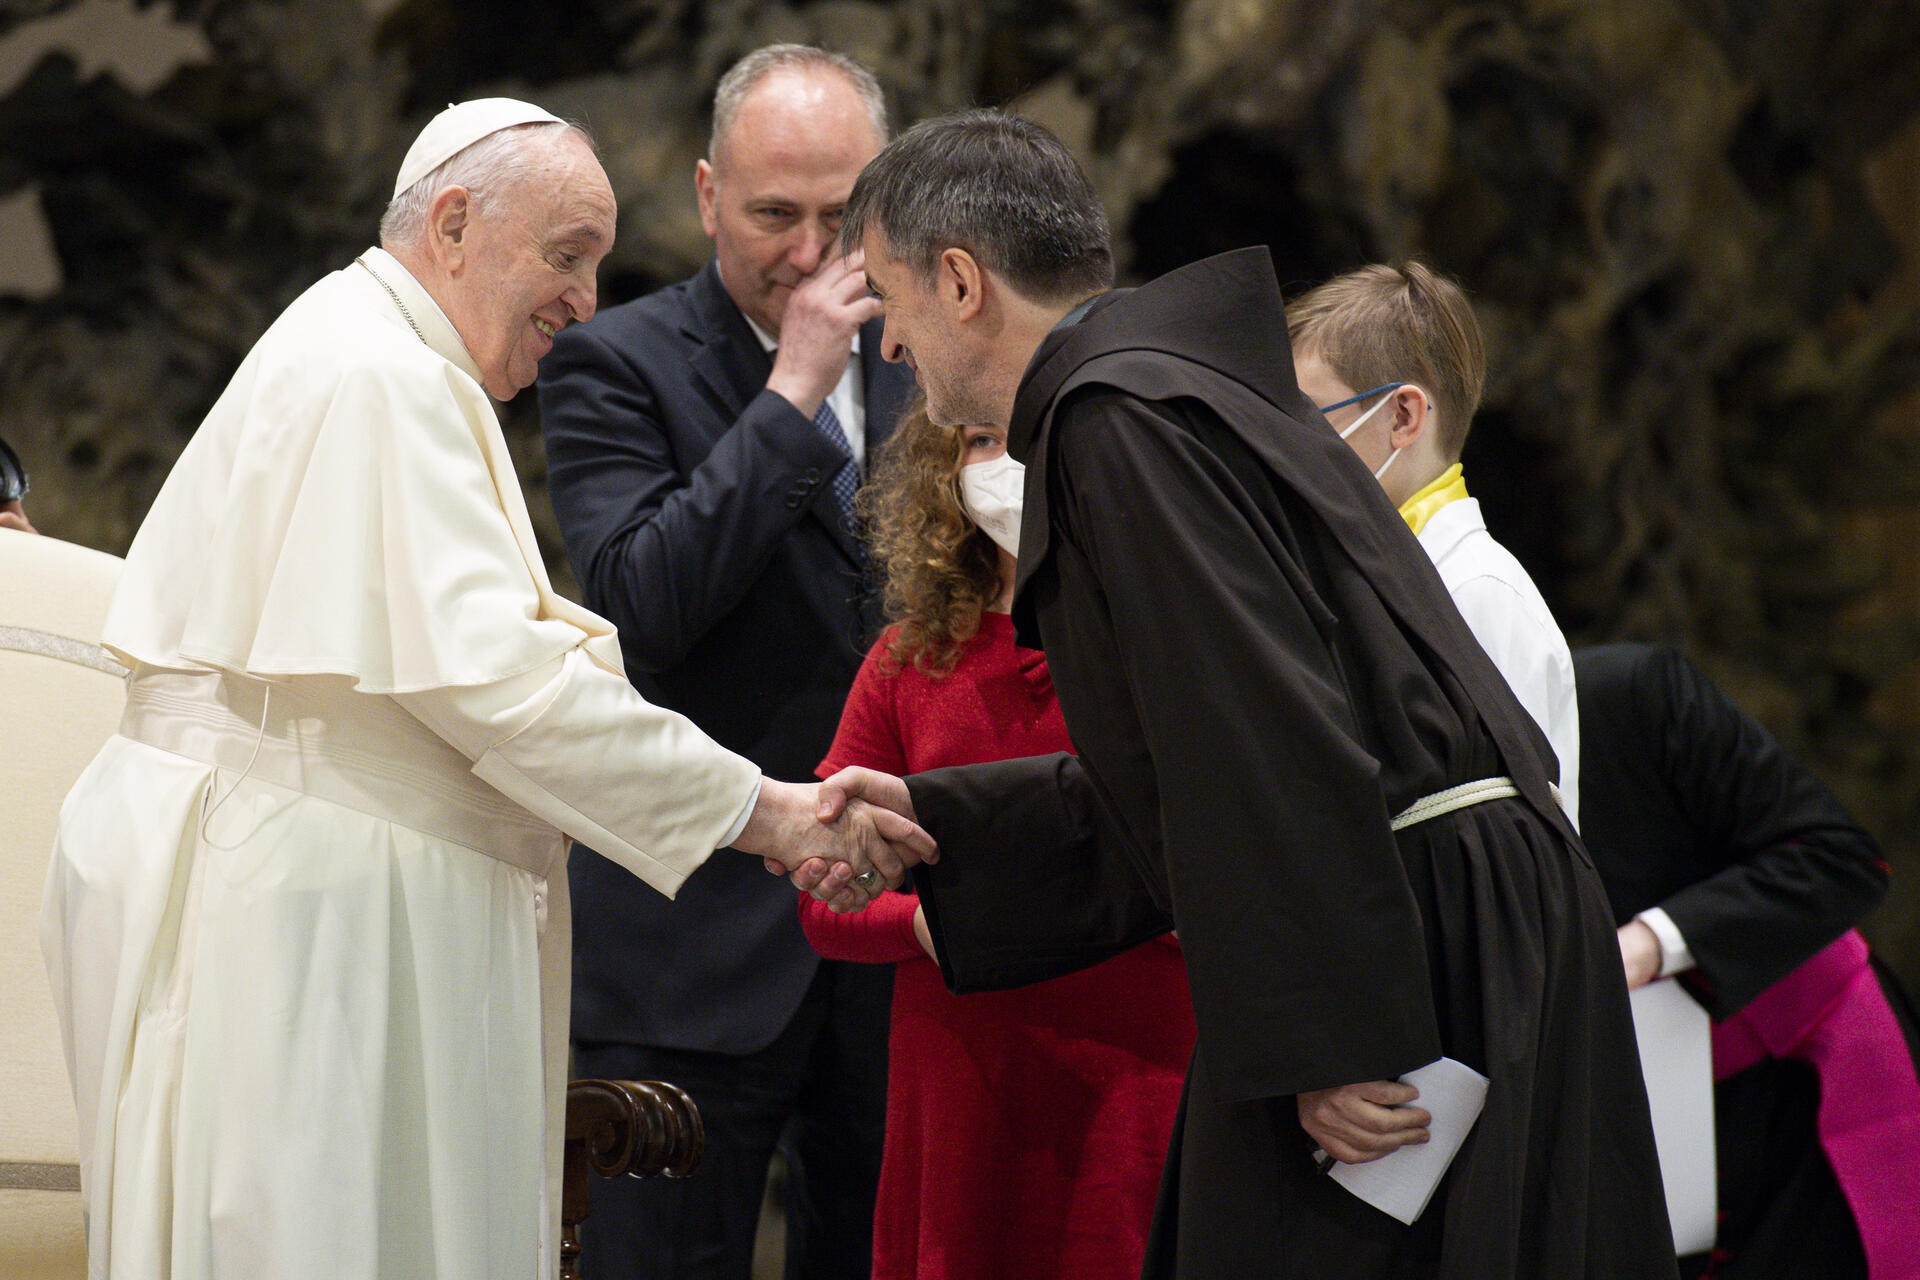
[536, 45, 910, 1280]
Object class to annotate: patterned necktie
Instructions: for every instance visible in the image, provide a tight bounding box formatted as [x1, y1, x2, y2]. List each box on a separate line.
[811, 399, 858, 521]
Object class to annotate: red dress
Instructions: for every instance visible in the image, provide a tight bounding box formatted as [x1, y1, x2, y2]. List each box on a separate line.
[802, 611, 1196, 1280]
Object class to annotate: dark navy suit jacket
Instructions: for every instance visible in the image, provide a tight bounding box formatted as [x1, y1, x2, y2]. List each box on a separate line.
[538, 259, 913, 1054]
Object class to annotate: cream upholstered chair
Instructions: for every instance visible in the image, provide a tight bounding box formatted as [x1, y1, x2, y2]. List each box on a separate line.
[1, 531, 124, 1280]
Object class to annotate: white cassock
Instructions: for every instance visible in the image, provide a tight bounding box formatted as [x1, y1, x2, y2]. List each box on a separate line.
[39, 247, 763, 1280]
[1416, 494, 1582, 829]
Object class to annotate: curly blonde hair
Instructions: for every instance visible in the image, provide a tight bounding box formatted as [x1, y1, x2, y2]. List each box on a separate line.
[858, 394, 1003, 674]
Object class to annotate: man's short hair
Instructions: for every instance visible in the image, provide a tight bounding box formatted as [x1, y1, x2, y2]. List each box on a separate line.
[708, 44, 888, 165]
[1286, 261, 1487, 461]
[379, 120, 592, 249]
[840, 109, 1114, 305]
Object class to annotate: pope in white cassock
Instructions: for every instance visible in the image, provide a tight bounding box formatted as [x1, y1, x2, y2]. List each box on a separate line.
[39, 100, 927, 1280]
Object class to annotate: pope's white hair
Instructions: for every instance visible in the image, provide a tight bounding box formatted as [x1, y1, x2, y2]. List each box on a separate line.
[379, 120, 593, 249]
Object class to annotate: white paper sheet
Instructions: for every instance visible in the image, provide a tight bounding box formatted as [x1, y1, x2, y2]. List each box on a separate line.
[1630, 978, 1718, 1254]
[1324, 1056, 1489, 1225]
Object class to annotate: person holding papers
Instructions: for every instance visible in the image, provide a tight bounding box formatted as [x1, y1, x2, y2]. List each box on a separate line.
[810, 110, 1678, 1279]
[1576, 642, 1920, 1280]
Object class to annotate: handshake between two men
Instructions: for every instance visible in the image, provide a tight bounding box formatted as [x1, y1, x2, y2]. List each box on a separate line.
[734, 766, 932, 911]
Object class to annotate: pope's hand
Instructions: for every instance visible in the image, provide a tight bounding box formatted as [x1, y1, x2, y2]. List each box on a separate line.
[735, 776, 935, 906]
[788, 766, 925, 912]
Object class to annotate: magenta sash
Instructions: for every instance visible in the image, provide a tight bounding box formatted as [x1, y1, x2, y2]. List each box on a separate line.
[1711, 930, 1920, 1280]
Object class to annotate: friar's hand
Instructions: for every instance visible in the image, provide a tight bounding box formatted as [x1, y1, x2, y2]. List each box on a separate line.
[911, 902, 938, 962]
[815, 765, 918, 827]
[1298, 1079, 1431, 1165]
[737, 777, 935, 907]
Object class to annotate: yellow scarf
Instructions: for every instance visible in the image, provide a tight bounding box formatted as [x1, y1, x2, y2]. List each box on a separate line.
[1397, 464, 1467, 535]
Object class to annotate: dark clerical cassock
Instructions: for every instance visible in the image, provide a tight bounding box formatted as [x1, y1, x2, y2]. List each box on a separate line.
[904, 248, 1679, 1280]
[1576, 642, 1915, 1280]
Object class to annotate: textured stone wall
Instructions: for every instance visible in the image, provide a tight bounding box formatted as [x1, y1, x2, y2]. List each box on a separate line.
[3, 0, 1918, 984]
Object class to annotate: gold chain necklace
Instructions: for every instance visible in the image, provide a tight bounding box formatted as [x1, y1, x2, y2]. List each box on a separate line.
[354, 255, 426, 345]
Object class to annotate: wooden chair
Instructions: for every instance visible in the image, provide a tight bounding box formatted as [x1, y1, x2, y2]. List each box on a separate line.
[561, 1078, 703, 1280]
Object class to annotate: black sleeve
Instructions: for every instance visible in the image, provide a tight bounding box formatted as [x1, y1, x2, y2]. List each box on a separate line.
[906, 752, 1173, 992]
[1639, 648, 1889, 1016]
[537, 315, 851, 673]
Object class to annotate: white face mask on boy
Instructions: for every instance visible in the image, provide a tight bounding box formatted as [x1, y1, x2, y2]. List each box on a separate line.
[958, 451, 1026, 557]
[1330, 386, 1404, 483]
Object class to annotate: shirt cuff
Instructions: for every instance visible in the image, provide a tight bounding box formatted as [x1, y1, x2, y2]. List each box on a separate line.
[1635, 907, 1694, 978]
[717, 776, 762, 850]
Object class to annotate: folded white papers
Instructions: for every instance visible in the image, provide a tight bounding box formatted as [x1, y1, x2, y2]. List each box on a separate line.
[1325, 1056, 1488, 1225]
[1630, 978, 1718, 1254]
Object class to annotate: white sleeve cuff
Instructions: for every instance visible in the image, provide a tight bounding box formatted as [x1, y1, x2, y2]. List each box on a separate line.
[1635, 907, 1695, 978]
[718, 778, 760, 850]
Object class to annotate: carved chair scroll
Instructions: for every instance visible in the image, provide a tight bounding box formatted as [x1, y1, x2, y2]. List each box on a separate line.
[560, 1079, 703, 1280]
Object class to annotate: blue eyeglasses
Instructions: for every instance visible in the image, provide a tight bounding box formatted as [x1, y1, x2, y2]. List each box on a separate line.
[1315, 382, 1404, 415]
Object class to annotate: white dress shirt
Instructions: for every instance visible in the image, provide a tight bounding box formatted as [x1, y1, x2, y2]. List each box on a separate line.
[1417, 495, 1582, 831]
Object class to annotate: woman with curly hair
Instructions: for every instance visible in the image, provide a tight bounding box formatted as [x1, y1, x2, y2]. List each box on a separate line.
[799, 397, 1196, 1280]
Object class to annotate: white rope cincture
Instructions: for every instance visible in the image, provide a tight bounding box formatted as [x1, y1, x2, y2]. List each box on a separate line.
[1390, 776, 1562, 831]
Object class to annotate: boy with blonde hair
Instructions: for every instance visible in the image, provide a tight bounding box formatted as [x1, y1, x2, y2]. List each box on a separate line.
[1289, 261, 1580, 828]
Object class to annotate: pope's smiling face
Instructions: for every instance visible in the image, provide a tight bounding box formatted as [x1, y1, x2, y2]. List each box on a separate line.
[438, 129, 616, 400]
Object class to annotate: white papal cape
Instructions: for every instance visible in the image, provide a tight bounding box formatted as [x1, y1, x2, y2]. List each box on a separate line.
[1416, 494, 1581, 829]
[40, 248, 762, 1279]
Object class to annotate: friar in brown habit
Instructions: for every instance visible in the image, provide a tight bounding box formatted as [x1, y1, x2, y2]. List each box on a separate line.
[799, 109, 1679, 1280]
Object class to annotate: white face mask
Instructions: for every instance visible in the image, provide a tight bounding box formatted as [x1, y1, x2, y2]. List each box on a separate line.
[1335, 391, 1402, 483]
[958, 451, 1026, 557]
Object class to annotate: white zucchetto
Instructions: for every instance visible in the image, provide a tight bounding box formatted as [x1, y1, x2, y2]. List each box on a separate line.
[392, 97, 565, 199]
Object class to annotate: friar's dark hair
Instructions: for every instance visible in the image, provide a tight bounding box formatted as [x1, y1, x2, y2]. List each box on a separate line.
[840, 109, 1113, 304]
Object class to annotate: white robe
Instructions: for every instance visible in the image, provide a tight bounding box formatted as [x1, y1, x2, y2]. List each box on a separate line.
[40, 249, 762, 1279]
[1416, 495, 1581, 830]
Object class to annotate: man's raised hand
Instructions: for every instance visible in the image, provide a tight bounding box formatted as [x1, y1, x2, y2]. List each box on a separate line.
[765, 250, 881, 417]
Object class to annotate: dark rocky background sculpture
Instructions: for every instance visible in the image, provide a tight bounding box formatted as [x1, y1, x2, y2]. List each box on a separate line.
[3, 0, 1917, 985]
